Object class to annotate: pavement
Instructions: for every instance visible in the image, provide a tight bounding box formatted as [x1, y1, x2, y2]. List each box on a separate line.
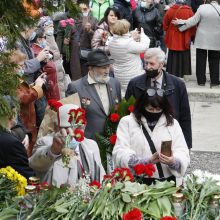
[184, 45, 220, 153]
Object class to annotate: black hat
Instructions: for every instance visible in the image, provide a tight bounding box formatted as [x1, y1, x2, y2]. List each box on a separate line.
[86, 49, 114, 67]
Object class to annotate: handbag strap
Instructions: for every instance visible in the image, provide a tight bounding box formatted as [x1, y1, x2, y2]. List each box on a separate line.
[142, 124, 165, 178]
[210, 3, 220, 17]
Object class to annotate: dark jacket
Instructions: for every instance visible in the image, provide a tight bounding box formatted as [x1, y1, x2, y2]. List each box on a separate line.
[191, 0, 204, 13]
[125, 71, 192, 149]
[0, 130, 35, 179]
[133, 5, 163, 47]
[114, 0, 133, 29]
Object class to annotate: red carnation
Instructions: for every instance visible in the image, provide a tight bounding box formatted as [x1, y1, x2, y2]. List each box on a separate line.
[128, 105, 134, 113]
[76, 108, 86, 117]
[74, 129, 84, 142]
[110, 113, 120, 123]
[160, 217, 177, 220]
[76, 116, 87, 125]
[123, 208, 143, 220]
[144, 164, 156, 177]
[103, 174, 112, 180]
[133, 164, 146, 176]
[111, 167, 134, 182]
[48, 100, 63, 111]
[109, 134, 117, 145]
[89, 180, 101, 189]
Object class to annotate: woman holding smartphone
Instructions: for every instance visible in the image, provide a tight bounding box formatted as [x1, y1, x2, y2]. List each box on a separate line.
[113, 88, 190, 186]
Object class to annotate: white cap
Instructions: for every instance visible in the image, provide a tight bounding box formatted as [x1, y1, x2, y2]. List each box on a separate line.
[57, 104, 79, 128]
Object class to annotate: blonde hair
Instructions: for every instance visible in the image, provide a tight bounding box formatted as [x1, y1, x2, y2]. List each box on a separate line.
[10, 49, 27, 64]
[112, 19, 130, 36]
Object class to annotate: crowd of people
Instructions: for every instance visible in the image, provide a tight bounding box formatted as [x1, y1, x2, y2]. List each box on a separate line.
[0, 0, 220, 188]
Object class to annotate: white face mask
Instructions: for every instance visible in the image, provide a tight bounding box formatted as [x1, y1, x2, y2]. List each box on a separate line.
[83, 12, 89, 17]
[125, 0, 130, 2]
[140, 1, 146, 7]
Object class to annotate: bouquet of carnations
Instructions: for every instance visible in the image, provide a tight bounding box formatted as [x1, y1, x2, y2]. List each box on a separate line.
[62, 107, 86, 166]
[48, 100, 87, 167]
[59, 18, 75, 62]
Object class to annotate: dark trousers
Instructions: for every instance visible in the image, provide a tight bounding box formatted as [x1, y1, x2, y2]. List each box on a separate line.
[196, 48, 220, 85]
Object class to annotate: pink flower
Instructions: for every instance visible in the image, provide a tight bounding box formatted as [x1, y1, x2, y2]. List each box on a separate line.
[66, 18, 75, 26]
[60, 20, 67, 27]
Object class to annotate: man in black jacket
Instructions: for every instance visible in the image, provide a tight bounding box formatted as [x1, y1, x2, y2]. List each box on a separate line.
[0, 97, 34, 179]
[125, 48, 192, 149]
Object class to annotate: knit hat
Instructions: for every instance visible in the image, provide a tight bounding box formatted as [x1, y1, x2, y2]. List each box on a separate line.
[37, 16, 53, 28]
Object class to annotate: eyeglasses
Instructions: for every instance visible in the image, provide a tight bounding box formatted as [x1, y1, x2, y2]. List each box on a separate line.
[39, 36, 46, 39]
[146, 88, 164, 97]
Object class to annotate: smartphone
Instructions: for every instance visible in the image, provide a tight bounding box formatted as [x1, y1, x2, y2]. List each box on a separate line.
[161, 141, 172, 157]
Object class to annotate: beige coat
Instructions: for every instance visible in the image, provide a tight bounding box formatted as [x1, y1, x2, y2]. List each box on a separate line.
[29, 135, 105, 187]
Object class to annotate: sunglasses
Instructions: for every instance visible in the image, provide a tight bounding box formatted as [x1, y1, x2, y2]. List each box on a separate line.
[146, 88, 164, 97]
[39, 36, 46, 39]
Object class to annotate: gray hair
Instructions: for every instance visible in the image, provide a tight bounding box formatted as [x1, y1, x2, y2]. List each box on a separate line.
[144, 48, 166, 63]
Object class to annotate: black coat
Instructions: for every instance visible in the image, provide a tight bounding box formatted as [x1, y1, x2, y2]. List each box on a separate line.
[0, 130, 35, 179]
[114, 0, 133, 29]
[125, 71, 192, 149]
[133, 5, 162, 47]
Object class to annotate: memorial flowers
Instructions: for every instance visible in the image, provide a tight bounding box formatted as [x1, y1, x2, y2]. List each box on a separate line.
[59, 18, 75, 62]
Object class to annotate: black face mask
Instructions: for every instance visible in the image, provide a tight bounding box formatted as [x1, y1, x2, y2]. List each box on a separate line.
[145, 69, 160, 79]
[143, 110, 163, 123]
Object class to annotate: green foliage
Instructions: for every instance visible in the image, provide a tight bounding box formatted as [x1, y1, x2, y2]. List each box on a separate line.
[95, 96, 136, 170]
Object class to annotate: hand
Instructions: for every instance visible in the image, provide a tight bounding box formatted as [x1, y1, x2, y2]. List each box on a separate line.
[35, 72, 47, 87]
[164, 5, 170, 10]
[131, 29, 140, 42]
[159, 153, 175, 165]
[22, 134, 29, 150]
[36, 48, 50, 62]
[51, 128, 74, 155]
[149, 152, 160, 164]
[172, 18, 185, 26]
[64, 38, 70, 45]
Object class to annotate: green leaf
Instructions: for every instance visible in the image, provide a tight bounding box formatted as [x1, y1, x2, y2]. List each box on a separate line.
[122, 193, 132, 203]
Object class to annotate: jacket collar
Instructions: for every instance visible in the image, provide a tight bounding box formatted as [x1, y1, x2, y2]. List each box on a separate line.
[135, 70, 175, 96]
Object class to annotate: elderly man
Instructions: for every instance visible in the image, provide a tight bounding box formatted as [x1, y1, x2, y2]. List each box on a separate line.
[29, 103, 105, 187]
[66, 49, 121, 140]
[125, 48, 192, 149]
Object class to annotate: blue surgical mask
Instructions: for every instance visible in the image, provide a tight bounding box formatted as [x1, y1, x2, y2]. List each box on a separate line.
[69, 138, 79, 150]
[39, 40, 47, 48]
[46, 28, 54, 36]
[17, 69, 25, 77]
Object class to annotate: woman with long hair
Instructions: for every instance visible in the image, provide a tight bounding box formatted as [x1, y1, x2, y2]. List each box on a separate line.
[113, 88, 190, 186]
[91, 7, 121, 55]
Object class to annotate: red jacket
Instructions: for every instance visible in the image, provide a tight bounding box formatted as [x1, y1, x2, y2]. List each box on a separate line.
[163, 4, 196, 51]
[32, 44, 60, 100]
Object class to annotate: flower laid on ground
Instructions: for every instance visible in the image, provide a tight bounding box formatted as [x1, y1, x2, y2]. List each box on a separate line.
[59, 18, 75, 62]
[89, 180, 101, 189]
[0, 166, 27, 196]
[133, 163, 156, 178]
[110, 113, 120, 122]
[109, 167, 134, 183]
[122, 208, 143, 220]
[160, 217, 177, 220]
